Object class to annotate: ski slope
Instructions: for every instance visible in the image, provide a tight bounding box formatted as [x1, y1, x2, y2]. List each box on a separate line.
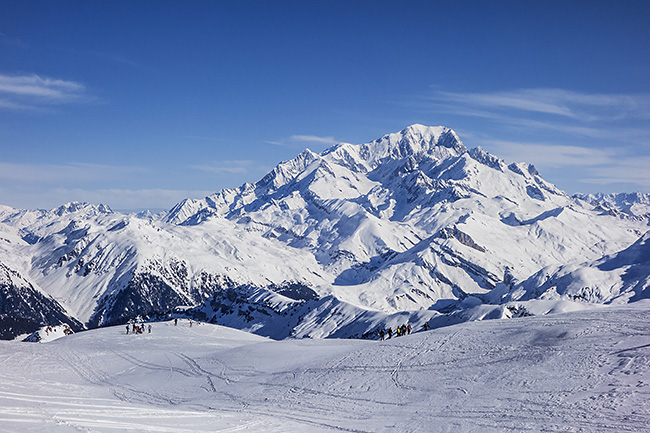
[1, 301, 649, 432]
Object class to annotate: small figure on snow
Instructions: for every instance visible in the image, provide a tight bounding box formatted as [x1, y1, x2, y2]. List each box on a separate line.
[380, 329, 385, 341]
[126, 325, 129, 335]
[174, 318, 178, 326]
[423, 321, 429, 331]
[148, 324, 152, 334]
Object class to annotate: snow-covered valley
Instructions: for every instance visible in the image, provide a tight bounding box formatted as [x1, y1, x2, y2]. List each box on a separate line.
[0, 301, 648, 432]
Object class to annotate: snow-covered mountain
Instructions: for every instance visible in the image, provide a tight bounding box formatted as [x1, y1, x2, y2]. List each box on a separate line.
[495, 231, 650, 305]
[574, 192, 650, 220]
[1, 125, 648, 339]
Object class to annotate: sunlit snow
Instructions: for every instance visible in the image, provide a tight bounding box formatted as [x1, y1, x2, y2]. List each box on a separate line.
[0, 302, 648, 432]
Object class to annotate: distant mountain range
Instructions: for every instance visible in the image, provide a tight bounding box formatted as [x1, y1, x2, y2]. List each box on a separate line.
[1, 125, 648, 340]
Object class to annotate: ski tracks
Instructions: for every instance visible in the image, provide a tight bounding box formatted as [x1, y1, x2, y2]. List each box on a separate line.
[59, 349, 186, 406]
[391, 330, 454, 391]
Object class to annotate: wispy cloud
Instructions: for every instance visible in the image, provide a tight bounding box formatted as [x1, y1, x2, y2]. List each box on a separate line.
[426, 88, 650, 122]
[191, 160, 255, 175]
[288, 135, 338, 145]
[436, 90, 576, 118]
[267, 134, 339, 149]
[485, 140, 616, 168]
[580, 156, 650, 187]
[0, 73, 90, 110]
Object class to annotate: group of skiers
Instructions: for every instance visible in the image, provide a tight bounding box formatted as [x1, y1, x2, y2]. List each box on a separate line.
[44, 325, 74, 336]
[124, 318, 197, 335]
[173, 318, 195, 327]
[126, 323, 151, 334]
[379, 321, 429, 340]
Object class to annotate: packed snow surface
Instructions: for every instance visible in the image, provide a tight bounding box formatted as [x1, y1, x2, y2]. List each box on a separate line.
[1, 301, 648, 432]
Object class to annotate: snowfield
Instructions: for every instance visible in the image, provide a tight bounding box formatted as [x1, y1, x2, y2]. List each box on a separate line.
[1, 301, 648, 432]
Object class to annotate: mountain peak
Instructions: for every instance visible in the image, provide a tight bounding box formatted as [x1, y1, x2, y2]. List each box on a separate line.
[50, 202, 112, 217]
[352, 125, 466, 170]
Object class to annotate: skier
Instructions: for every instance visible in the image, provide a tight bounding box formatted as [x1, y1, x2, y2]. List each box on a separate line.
[380, 329, 385, 341]
[387, 327, 393, 339]
[423, 321, 429, 331]
[174, 318, 178, 326]
[407, 324, 412, 335]
[148, 324, 152, 334]
[126, 325, 129, 335]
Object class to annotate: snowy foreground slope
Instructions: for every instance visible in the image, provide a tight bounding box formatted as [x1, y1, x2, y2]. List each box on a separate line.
[0, 125, 649, 339]
[0, 301, 648, 432]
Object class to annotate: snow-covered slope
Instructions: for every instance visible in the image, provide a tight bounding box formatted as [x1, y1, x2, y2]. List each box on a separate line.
[496, 230, 650, 305]
[0, 301, 648, 432]
[0, 124, 648, 337]
[574, 192, 650, 220]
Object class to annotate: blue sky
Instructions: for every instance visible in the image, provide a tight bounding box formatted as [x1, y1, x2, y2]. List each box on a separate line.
[1, 0, 649, 211]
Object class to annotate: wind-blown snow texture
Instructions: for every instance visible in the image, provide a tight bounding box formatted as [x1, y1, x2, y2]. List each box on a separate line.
[0, 302, 648, 432]
[0, 125, 648, 339]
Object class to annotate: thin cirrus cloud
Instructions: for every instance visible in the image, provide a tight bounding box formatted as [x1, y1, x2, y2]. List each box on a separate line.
[581, 157, 650, 187]
[267, 134, 338, 148]
[192, 161, 253, 175]
[289, 135, 338, 145]
[424, 88, 650, 123]
[0, 73, 89, 110]
[484, 139, 617, 168]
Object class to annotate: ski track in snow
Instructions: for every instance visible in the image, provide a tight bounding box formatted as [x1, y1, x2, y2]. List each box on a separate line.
[0, 302, 649, 432]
